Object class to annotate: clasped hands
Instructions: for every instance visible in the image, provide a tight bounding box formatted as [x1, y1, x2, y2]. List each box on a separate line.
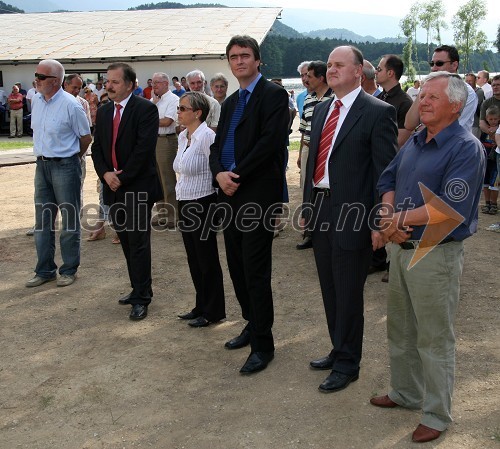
[216, 171, 240, 196]
[103, 170, 122, 192]
[371, 211, 413, 250]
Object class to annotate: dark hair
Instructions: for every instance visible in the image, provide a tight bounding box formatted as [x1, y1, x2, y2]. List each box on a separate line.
[383, 54, 404, 80]
[172, 76, 179, 82]
[226, 35, 261, 62]
[64, 73, 83, 85]
[465, 73, 477, 81]
[107, 62, 136, 86]
[492, 74, 500, 82]
[181, 91, 210, 123]
[349, 46, 364, 66]
[434, 45, 459, 64]
[307, 60, 327, 81]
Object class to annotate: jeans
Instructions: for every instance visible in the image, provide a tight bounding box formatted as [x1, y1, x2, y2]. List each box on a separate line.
[34, 154, 82, 278]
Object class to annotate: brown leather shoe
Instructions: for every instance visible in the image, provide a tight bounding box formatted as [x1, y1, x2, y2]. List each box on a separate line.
[369, 395, 399, 408]
[412, 424, 441, 443]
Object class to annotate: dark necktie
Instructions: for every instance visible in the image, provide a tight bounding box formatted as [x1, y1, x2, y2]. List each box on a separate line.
[313, 99, 342, 185]
[220, 89, 249, 171]
[111, 104, 122, 170]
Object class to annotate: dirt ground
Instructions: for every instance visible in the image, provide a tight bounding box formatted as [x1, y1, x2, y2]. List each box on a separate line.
[0, 152, 499, 449]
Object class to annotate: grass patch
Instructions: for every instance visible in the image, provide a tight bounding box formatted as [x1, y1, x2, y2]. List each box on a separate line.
[289, 140, 300, 152]
[0, 140, 33, 151]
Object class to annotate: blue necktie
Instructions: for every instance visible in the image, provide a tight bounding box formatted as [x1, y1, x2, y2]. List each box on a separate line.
[220, 89, 249, 171]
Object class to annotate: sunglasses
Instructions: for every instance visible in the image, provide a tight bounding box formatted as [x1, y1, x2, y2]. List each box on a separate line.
[177, 105, 193, 112]
[35, 72, 57, 80]
[428, 60, 452, 67]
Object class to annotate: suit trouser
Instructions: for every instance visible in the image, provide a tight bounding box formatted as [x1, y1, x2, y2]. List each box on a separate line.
[179, 193, 226, 322]
[155, 135, 178, 223]
[10, 108, 23, 136]
[311, 194, 371, 375]
[387, 241, 464, 431]
[109, 192, 154, 306]
[222, 200, 277, 353]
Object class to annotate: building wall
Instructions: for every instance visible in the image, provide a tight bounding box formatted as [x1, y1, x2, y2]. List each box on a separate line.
[0, 59, 239, 100]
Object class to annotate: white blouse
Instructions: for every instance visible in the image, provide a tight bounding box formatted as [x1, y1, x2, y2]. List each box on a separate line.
[173, 121, 216, 201]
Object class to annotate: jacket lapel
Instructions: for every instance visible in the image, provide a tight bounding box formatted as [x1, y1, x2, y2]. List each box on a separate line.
[331, 90, 365, 153]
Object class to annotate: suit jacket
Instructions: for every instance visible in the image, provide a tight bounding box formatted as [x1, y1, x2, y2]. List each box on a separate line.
[91, 94, 162, 206]
[209, 76, 289, 207]
[303, 89, 398, 250]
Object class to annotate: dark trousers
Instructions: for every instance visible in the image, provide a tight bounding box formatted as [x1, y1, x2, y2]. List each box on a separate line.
[109, 194, 153, 306]
[312, 195, 371, 375]
[179, 193, 225, 322]
[371, 246, 388, 269]
[222, 200, 276, 353]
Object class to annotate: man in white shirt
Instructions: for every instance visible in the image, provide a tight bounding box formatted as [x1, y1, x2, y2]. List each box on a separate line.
[26, 81, 37, 111]
[406, 80, 420, 101]
[478, 70, 493, 99]
[186, 69, 220, 131]
[151, 72, 179, 228]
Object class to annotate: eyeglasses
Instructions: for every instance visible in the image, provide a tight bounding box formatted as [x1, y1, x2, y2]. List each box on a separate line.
[34, 72, 57, 81]
[177, 106, 193, 112]
[428, 60, 452, 67]
[375, 66, 383, 72]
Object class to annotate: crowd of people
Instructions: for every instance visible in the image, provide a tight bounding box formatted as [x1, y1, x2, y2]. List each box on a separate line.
[22, 36, 497, 444]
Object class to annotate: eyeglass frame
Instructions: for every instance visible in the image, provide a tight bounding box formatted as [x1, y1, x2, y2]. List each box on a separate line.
[177, 105, 194, 112]
[428, 60, 452, 67]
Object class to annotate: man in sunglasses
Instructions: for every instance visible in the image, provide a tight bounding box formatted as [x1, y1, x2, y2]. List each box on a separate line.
[26, 59, 92, 288]
[405, 45, 477, 133]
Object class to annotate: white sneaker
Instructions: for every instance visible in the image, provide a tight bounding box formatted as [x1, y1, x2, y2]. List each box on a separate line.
[57, 274, 76, 287]
[25, 275, 56, 288]
[485, 223, 500, 232]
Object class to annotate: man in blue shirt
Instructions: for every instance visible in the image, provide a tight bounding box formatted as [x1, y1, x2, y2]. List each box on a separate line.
[370, 72, 485, 443]
[27, 59, 92, 288]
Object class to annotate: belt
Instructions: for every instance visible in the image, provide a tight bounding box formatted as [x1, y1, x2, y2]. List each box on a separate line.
[399, 237, 454, 250]
[313, 187, 331, 197]
[158, 133, 176, 137]
[37, 156, 62, 162]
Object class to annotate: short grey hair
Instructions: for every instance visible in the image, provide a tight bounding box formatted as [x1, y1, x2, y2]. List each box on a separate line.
[180, 91, 210, 122]
[297, 61, 311, 74]
[186, 69, 205, 82]
[152, 72, 170, 83]
[39, 59, 65, 83]
[210, 73, 228, 86]
[362, 60, 376, 80]
[424, 71, 468, 110]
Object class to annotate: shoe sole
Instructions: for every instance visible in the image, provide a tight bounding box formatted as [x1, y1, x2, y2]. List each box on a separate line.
[309, 364, 334, 370]
[318, 375, 359, 393]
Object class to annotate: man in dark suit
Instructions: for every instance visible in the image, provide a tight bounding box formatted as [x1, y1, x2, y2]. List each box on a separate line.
[209, 35, 289, 374]
[91, 62, 161, 321]
[302, 46, 398, 392]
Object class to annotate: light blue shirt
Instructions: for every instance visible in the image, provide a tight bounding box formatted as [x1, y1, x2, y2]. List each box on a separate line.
[239, 72, 262, 104]
[31, 88, 91, 158]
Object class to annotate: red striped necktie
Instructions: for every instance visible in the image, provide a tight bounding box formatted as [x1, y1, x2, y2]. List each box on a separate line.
[111, 104, 122, 170]
[313, 99, 343, 185]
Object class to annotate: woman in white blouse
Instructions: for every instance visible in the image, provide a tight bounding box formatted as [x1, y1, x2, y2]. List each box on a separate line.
[174, 92, 226, 327]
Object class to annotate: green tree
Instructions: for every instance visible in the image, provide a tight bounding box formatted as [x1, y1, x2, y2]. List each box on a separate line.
[452, 0, 488, 72]
[496, 24, 500, 52]
[419, 0, 447, 62]
[0, 1, 24, 13]
[399, 3, 421, 81]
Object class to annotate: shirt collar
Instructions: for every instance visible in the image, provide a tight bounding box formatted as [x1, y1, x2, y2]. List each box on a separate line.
[115, 92, 133, 109]
[332, 86, 362, 110]
[414, 119, 462, 147]
[240, 73, 262, 96]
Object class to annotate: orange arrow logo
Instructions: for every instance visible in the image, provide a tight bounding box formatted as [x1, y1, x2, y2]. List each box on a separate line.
[407, 182, 465, 269]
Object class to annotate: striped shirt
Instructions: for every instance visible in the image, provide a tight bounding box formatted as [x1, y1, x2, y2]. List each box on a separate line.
[173, 121, 216, 201]
[299, 88, 334, 145]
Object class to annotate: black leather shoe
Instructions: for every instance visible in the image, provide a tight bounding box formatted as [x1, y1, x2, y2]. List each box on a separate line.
[310, 354, 335, 370]
[129, 304, 148, 320]
[318, 371, 359, 393]
[188, 316, 210, 327]
[119, 289, 153, 305]
[178, 311, 200, 320]
[225, 329, 251, 349]
[119, 292, 133, 305]
[240, 351, 274, 374]
[296, 236, 313, 250]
